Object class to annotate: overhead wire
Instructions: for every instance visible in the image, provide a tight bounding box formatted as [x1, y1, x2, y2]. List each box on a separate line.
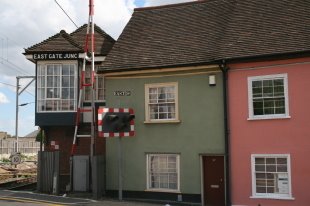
[0, 81, 35, 97]
[0, 57, 32, 76]
[0, 81, 15, 88]
[54, 0, 79, 29]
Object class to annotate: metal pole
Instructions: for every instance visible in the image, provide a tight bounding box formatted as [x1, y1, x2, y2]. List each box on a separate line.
[90, 0, 95, 159]
[15, 77, 20, 153]
[118, 136, 123, 201]
[15, 76, 35, 154]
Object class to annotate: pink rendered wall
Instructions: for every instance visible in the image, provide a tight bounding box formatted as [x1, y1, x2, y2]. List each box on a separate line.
[228, 57, 310, 206]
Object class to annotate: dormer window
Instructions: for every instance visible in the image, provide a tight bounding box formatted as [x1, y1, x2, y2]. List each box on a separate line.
[37, 61, 77, 112]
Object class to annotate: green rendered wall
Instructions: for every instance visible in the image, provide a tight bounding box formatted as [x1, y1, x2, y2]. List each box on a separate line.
[104, 71, 225, 194]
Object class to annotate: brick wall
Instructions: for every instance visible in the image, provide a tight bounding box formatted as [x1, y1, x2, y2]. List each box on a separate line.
[44, 126, 105, 174]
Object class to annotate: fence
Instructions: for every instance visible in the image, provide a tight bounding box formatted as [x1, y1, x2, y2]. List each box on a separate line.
[0, 139, 40, 155]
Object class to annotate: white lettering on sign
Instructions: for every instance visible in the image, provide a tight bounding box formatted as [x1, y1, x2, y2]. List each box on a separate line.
[33, 53, 78, 60]
[114, 91, 131, 96]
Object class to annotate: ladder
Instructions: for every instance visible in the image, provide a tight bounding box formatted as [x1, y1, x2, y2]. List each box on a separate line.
[71, 0, 96, 162]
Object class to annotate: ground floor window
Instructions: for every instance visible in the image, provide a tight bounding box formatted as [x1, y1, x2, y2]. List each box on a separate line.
[251, 154, 293, 199]
[147, 154, 180, 192]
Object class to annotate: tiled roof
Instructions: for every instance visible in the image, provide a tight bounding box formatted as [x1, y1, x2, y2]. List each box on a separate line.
[100, 0, 310, 72]
[70, 24, 115, 55]
[25, 24, 115, 55]
[25, 30, 83, 53]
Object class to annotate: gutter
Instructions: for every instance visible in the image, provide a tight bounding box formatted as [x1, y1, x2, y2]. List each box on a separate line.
[219, 60, 231, 206]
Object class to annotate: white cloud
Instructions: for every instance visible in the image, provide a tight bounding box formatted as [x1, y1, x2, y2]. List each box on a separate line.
[0, 92, 9, 104]
[0, 0, 137, 79]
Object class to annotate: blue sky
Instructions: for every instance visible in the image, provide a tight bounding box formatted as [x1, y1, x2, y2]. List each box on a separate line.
[0, 0, 194, 136]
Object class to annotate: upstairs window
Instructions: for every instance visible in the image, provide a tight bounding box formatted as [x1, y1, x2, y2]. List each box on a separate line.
[145, 82, 179, 123]
[84, 66, 105, 101]
[37, 63, 77, 112]
[248, 74, 289, 120]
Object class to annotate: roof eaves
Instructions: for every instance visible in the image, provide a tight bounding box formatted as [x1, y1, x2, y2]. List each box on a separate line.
[98, 60, 220, 74]
[217, 50, 310, 64]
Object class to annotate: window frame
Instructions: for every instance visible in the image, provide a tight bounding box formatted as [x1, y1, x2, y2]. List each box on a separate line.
[37, 61, 78, 113]
[144, 82, 179, 123]
[146, 153, 180, 193]
[83, 65, 105, 102]
[251, 154, 294, 200]
[248, 73, 290, 120]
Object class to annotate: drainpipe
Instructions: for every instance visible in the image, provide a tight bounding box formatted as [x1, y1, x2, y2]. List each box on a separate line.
[220, 60, 231, 206]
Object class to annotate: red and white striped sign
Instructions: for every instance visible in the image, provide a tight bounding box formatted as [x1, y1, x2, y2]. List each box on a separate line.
[98, 107, 135, 138]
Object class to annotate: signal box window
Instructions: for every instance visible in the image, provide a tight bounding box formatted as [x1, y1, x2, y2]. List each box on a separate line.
[145, 82, 179, 123]
[84, 66, 105, 101]
[37, 63, 77, 112]
[251, 154, 293, 200]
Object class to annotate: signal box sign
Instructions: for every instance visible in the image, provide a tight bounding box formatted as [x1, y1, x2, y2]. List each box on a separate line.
[33, 53, 79, 60]
[98, 107, 135, 138]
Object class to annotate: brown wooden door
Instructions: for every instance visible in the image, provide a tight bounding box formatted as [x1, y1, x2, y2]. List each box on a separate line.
[203, 156, 225, 206]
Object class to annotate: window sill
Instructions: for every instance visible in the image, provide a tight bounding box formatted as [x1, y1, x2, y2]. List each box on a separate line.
[144, 120, 181, 124]
[248, 115, 291, 121]
[250, 195, 295, 200]
[145, 189, 181, 193]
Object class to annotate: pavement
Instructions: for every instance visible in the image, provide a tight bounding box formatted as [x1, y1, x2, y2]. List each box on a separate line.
[0, 190, 164, 206]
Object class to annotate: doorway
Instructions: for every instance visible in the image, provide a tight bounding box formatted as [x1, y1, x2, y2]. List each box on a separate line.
[203, 155, 225, 206]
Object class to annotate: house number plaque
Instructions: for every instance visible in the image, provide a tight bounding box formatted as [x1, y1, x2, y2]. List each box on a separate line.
[113, 91, 131, 96]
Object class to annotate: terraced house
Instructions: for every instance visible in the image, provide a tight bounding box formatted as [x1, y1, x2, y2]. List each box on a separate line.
[99, 1, 229, 205]
[99, 0, 310, 206]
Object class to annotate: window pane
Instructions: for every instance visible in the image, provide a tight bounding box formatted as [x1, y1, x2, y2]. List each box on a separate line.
[277, 165, 287, 172]
[266, 165, 277, 172]
[256, 187, 266, 193]
[70, 88, 74, 99]
[267, 187, 275, 193]
[266, 158, 276, 164]
[252, 80, 262, 88]
[62, 65, 70, 75]
[70, 76, 74, 87]
[253, 87, 262, 98]
[62, 76, 69, 87]
[62, 88, 69, 99]
[47, 77, 53, 87]
[277, 158, 287, 164]
[47, 65, 53, 75]
[69, 65, 75, 75]
[54, 76, 60, 87]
